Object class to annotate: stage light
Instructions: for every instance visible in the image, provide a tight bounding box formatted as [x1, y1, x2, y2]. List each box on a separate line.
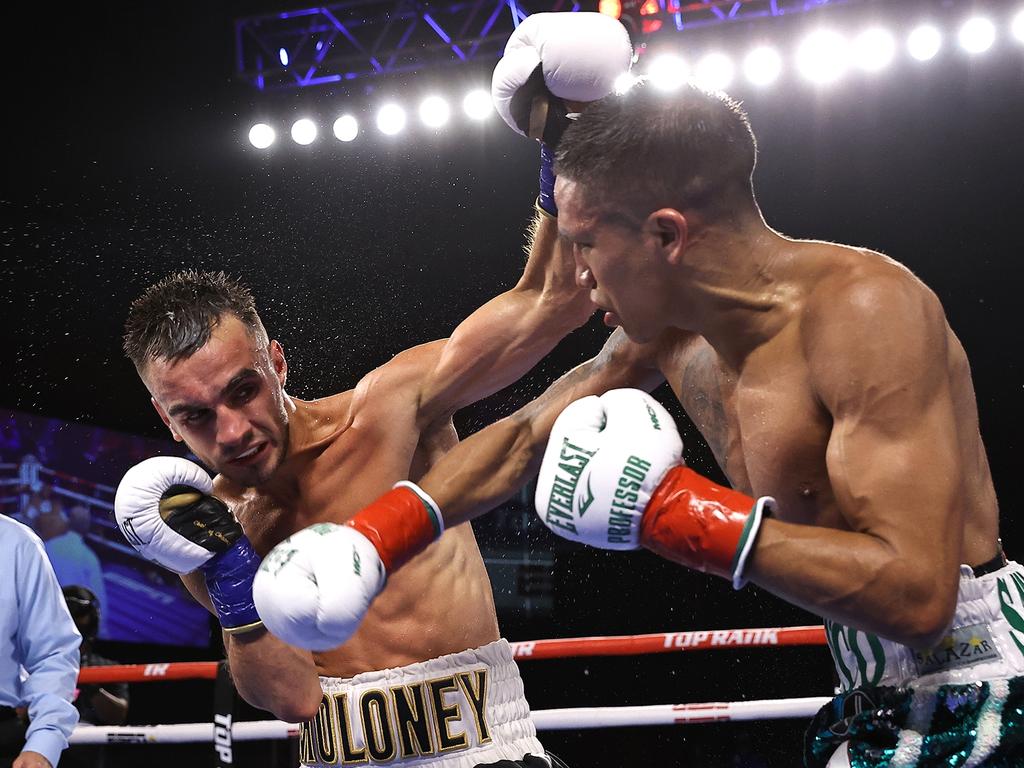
[613, 72, 638, 94]
[743, 46, 782, 86]
[796, 29, 850, 84]
[1014, 9, 1024, 44]
[693, 52, 734, 91]
[333, 115, 358, 142]
[419, 96, 451, 129]
[279, 48, 289, 66]
[908, 24, 942, 61]
[290, 118, 317, 145]
[959, 17, 996, 54]
[648, 54, 689, 91]
[598, 0, 622, 19]
[853, 27, 896, 72]
[248, 123, 276, 149]
[462, 89, 492, 120]
[376, 104, 407, 135]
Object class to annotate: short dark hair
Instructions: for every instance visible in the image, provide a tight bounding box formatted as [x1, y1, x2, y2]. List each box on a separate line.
[556, 82, 757, 221]
[123, 270, 267, 371]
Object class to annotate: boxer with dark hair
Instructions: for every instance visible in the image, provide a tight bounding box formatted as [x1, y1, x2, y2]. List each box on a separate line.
[113, 14, 632, 767]
[327, 83, 1021, 767]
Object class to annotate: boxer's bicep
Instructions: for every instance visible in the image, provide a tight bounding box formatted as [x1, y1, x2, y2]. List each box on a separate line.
[811, 276, 963, 628]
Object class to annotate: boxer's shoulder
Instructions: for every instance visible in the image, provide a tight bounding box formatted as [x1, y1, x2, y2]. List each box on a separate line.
[337, 340, 450, 428]
[796, 245, 951, 406]
[802, 247, 945, 344]
[797, 240, 936, 308]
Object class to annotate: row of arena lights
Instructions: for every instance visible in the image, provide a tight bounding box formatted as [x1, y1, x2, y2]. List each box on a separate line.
[248, 9, 1024, 149]
[249, 89, 492, 148]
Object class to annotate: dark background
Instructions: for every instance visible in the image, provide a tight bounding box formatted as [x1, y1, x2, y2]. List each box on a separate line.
[4, 1, 1022, 765]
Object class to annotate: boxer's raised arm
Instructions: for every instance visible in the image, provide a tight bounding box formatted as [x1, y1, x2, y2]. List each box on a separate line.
[251, 331, 664, 653]
[744, 276, 965, 648]
[412, 210, 595, 427]
[419, 328, 665, 525]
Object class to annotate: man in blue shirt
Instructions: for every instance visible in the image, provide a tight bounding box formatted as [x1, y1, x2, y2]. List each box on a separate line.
[0, 515, 81, 768]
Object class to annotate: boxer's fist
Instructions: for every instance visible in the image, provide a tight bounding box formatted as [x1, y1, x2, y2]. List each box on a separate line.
[254, 524, 386, 651]
[114, 456, 240, 573]
[536, 389, 774, 588]
[492, 12, 632, 144]
[535, 389, 682, 549]
[115, 456, 262, 632]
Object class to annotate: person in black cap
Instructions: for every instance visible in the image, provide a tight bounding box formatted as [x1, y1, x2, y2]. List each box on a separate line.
[60, 587, 127, 768]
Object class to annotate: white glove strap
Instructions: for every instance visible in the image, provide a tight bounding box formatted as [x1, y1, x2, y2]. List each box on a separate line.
[393, 480, 446, 536]
[731, 496, 774, 590]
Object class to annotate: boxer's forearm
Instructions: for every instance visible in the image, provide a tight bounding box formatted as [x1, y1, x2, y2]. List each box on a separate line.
[180, 570, 322, 721]
[420, 414, 543, 527]
[225, 627, 323, 722]
[516, 209, 591, 313]
[416, 213, 593, 422]
[744, 519, 958, 649]
[422, 341, 664, 527]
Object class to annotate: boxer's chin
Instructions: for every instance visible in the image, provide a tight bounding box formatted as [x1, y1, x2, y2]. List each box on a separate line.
[221, 442, 285, 488]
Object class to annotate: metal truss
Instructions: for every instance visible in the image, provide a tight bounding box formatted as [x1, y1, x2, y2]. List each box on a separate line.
[233, 0, 861, 90]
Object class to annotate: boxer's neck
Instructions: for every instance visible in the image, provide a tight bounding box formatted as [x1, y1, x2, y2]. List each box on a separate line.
[667, 217, 797, 368]
[255, 394, 346, 503]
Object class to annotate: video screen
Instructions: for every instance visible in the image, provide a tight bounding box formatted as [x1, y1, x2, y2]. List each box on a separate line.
[0, 408, 211, 647]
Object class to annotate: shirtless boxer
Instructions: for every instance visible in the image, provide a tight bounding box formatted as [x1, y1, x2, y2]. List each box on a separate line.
[296, 83, 1022, 766]
[112, 15, 631, 768]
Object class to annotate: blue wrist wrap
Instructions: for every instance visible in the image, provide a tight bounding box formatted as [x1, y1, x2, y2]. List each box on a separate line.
[203, 536, 261, 630]
[539, 142, 557, 216]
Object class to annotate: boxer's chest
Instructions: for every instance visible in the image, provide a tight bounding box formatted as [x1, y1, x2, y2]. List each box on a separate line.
[236, 425, 427, 555]
[664, 334, 841, 527]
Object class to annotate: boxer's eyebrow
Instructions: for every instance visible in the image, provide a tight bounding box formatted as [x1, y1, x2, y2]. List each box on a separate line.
[167, 369, 259, 416]
[221, 369, 260, 396]
[559, 224, 590, 242]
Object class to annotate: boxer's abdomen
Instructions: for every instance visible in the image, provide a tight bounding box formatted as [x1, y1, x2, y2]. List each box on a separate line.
[312, 523, 500, 678]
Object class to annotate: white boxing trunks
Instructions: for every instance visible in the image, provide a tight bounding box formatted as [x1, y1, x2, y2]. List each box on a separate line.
[298, 639, 546, 768]
[807, 556, 1024, 767]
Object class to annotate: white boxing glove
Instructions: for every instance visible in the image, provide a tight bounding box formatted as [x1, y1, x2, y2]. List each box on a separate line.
[253, 523, 387, 651]
[115, 456, 224, 573]
[115, 456, 263, 633]
[534, 389, 682, 549]
[492, 12, 632, 143]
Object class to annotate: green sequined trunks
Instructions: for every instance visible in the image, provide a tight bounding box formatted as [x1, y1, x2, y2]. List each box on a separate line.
[804, 677, 1024, 767]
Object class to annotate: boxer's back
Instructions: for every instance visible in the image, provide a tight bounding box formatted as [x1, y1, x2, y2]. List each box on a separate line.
[658, 240, 1000, 568]
[223, 388, 500, 678]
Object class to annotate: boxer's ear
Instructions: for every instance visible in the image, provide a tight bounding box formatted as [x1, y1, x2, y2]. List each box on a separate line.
[269, 340, 288, 387]
[647, 208, 688, 266]
[151, 397, 183, 442]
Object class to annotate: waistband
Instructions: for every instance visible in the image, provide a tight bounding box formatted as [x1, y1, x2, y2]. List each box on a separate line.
[827, 558, 1024, 690]
[969, 549, 1008, 578]
[300, 639, 544, 767]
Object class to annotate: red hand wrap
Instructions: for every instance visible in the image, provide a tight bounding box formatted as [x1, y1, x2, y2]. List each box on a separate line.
[346, 486, 442, 573]
[639, 467, 756, 580]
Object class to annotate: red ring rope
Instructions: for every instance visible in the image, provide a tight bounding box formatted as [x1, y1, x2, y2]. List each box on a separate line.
[78, 624, 827, 684]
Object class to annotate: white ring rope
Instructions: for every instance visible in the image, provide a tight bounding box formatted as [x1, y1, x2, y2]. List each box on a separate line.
[68, 696, 832, 744]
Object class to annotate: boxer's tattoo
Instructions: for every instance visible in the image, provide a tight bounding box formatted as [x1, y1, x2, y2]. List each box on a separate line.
[679, 344, 730, 466]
